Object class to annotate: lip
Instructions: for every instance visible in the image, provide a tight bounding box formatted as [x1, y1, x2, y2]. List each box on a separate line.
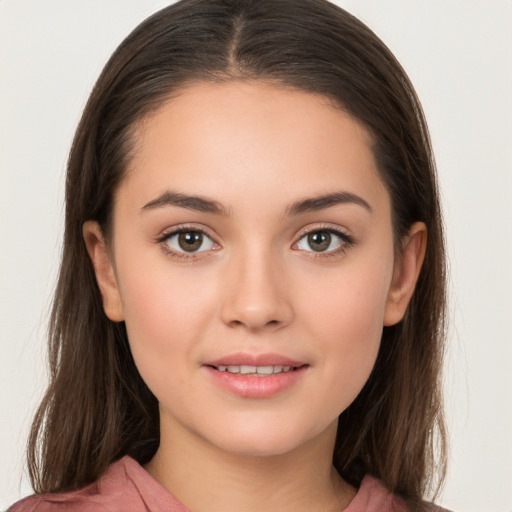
[203, 352, 308, 399]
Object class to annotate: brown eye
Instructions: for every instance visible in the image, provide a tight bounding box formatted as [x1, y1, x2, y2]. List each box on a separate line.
[164, 230, 215, 254]
[296, 229, 349, 254]
[307, 231, 331, 252]
[178, 231, 204, 252]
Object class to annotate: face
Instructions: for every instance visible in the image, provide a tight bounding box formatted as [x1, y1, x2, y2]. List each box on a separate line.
[85, 81, 425, 459]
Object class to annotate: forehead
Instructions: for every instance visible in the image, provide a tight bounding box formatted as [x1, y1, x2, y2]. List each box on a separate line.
[121, 80, 388, 216]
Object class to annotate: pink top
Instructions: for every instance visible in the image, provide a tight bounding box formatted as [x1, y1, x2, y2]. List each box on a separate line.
[8, 456, 412, 512]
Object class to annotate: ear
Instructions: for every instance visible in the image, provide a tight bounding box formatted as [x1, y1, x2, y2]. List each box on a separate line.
[384, 222, 427, 326]
[83, 221, 124, 322]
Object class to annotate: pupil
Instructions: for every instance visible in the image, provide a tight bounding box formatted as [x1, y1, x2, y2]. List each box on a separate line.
[308, 231, 331, 252]
[178, 231, 203, 252]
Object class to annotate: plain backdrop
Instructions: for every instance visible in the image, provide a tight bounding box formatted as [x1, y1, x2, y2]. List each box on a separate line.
[1, 1, 511, 510]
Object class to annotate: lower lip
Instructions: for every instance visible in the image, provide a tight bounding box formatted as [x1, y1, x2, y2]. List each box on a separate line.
[204, 366, 308, 398]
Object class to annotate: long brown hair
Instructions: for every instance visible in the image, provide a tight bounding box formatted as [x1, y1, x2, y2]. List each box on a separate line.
[28, 0, 447, 508]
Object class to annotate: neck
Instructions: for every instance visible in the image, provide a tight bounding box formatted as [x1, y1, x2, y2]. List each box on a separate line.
[145, 413, 356, 512]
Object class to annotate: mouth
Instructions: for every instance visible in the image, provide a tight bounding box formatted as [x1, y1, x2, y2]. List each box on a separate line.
[209, 364, 303, 376]
[203, 353, 308, 398]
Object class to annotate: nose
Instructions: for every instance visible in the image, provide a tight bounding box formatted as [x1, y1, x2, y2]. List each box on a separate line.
[220, 248, 294, 332]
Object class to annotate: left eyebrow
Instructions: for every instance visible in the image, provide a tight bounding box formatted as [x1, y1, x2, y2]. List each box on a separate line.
[286, 191, 372, 216]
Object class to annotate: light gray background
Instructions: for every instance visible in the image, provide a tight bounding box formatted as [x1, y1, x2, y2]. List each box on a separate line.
[1, 1, 511, 510]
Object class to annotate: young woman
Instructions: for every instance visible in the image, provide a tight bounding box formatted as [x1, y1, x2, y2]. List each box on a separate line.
[9, 0, 448, 511]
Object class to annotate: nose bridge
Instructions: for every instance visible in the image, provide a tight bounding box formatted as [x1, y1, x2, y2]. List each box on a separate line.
[220, 239, 293, 330]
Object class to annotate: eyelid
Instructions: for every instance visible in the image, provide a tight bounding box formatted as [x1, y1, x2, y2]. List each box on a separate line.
[157, 222, 218, 240]
[295, 223, 353, 241]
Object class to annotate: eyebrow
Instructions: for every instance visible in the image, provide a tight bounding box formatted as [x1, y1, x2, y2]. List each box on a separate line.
[141, 190, 372, 216]
[286, 191, 372, 215]
[141, 191, 229, 215]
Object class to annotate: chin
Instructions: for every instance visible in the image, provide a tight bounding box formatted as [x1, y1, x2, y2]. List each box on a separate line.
[194, 417, 336, 459]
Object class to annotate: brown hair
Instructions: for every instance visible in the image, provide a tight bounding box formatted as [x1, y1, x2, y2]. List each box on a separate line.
[28, 0, 447, 509]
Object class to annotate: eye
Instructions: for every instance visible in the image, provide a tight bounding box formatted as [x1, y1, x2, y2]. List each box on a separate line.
[296, 229, 350, 253]
[163, 229, 216, 253]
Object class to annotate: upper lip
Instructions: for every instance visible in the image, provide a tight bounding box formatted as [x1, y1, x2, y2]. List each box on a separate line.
[204, 352, 306, 368]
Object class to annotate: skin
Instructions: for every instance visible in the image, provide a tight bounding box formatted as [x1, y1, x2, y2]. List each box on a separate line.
[84, 81, 426, 512]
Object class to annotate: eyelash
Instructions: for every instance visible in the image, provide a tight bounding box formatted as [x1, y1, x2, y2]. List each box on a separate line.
[156, 224, 355, 261]
[157, 225, 219, 261]
[294, 224, 355, 260]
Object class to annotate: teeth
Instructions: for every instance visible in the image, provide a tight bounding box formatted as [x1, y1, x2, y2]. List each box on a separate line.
[256, 366, 275, 375]
[215, 365, 296, 375]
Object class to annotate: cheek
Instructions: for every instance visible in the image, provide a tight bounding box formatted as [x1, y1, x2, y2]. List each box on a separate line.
[114, 260, 218, 381]
[297, 257, 393, 398]
[302, 257, 391, 339]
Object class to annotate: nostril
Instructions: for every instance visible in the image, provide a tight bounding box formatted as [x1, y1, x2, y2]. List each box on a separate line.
[227, 318, 281, 330]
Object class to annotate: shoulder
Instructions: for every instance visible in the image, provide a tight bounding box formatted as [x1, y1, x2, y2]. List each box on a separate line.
[7, 456, 189, 512]
[345, 475, 453, 512]
[344, 474, 408, 512]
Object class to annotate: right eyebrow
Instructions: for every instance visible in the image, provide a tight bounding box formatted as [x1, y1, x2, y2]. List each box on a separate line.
[140, 191, 230, 216]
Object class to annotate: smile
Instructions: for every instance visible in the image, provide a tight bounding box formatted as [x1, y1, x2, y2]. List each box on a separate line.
[204, 354, 308, 398]
[213, 365, 296, 376]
